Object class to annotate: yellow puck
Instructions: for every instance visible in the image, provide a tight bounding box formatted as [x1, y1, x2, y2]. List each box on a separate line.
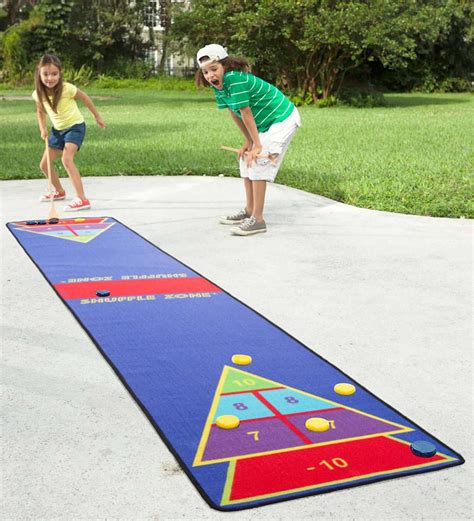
[334, 383, 356, 396]
[216, 415, 240, 430]
[231, 354, 252, 365]
[74, 218, 86, 223]
[305, 418, 330, 432]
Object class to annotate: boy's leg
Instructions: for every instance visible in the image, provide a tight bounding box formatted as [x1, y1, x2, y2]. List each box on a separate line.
[62, 143, 87, 200]
[246, 111, 300, 219]
[230, 112, 300, 235]
[219, 164, 253, 224]
[40, 147, 64, 193]
[251, 180, 267, 222]
[244, 178, 254, 215]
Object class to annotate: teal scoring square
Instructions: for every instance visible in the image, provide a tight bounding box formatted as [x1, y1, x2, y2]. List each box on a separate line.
[41, 230, 95, 237]
[76, 229, 98, 235]
[260, 388, 335, 415]
[214, 393, 275, 422]
[44, 231, 73, 237]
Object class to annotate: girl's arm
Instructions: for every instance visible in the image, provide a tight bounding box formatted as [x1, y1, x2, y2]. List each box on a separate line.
[75, 89, 106, 128]
[237, 106, 262, 167]
[35, 102, 48, 140]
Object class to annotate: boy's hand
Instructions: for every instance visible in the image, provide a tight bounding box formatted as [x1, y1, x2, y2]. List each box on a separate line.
[95, 116, 106, 128]
[246, 145, 262, 167]
[238, 142, 252, 161]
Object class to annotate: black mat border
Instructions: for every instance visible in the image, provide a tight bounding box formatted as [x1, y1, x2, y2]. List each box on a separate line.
[6, 217, 465, 512]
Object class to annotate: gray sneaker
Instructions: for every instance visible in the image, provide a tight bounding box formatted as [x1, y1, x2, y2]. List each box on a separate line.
[230, 216, 267, 236]
[219, 209, 250, 225]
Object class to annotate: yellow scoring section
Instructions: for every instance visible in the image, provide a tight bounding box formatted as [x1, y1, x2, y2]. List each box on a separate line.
[231, 354, 252, 365]
[334, 383, 356, 396]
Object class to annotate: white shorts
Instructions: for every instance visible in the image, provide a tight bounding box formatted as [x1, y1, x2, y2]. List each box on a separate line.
[240, 107, 301, 182]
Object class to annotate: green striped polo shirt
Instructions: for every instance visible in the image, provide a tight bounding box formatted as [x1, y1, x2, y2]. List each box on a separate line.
[213, 71, 294, 133]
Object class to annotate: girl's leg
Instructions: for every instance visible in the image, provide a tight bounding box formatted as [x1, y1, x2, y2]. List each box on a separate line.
[40, 147, 64, 193]
[243, 178, 254, 215]
[251, 180, 267, 222]
[62, 143, 87, 200]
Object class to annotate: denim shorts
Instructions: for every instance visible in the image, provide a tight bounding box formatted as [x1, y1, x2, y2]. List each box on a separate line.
[48, 122, 86, 151]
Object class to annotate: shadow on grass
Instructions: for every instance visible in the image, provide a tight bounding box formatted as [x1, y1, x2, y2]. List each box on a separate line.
[0, 92, 214, 108]
[385, 94, 472, 108]
[0, 121, 199, 146]
[93, 93, 213, 107]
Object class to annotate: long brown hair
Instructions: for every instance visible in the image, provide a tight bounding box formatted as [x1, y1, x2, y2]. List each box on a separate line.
[34, 54, 64, 113]
[195, 55, 250, 87]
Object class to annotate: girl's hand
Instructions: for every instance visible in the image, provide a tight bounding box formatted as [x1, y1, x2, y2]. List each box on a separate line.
[238, 141, 252, 161]
[95, 116, 106, 128]
[41, 129, 48, 140]
[246, 145, 263, 168]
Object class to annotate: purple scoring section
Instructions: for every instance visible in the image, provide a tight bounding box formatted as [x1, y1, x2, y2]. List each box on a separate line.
[201, 417, 307, 461]
[287, 408, 407, 443]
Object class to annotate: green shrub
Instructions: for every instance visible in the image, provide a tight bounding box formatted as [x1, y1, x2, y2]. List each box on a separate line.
[315, 95, 339, 108]
[414, 75, 472, 93]
[101, 57, 154, 80]
[288, 89, 340, 107]
[288, 90, 314, 107]
[0, 18, 35, 80]
[288, 89, 384, 108]
[91, 76, 197, 91]
[63, 64, 94, 86]
[338, 89, 387, 108]
[439, 77, 472, 92]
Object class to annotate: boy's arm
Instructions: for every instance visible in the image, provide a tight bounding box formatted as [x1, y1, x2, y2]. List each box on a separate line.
[228, 109, 252, 159]
[75, 89, 106, 128]
[228, 108, 262, 165]
[238, 106, 262, 166]
[228, 109, 252, 141]
[35, 102, 48, 139]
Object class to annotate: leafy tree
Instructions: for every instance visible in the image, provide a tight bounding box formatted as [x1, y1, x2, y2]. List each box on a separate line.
[32, 0, 73, 57]
[0, 0, 150, 79]
[3, 0, 37, 26]
[170, 0, 237, 65]
[0, 5, 43, 79]
[0, 8, 7, 33]
[172, 0, 461, 100]
[374, 0, 474, 91]
[67, 0, 150, 72]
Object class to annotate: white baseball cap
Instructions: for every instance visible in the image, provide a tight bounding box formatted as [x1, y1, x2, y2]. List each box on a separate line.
[196, 44, 228, 67]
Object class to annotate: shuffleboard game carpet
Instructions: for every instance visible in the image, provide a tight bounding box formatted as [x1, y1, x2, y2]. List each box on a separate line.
[7, 217, 464, 511]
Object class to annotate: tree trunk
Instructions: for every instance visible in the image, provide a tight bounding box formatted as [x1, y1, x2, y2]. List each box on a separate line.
[6, 0, 37, 25]
[158, 0, 171, 75]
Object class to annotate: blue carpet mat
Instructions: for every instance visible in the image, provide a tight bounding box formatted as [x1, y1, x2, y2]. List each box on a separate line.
[7, 217, 464, 511]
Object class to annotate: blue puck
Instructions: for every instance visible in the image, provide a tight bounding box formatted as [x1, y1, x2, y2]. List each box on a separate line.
[96, 290, 110, 297]
[26, 220, 38, 225]
[37, 220, 47, 225]
[410, 440, 437, 458]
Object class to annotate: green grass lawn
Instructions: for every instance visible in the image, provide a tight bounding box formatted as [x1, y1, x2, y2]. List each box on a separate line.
[1, 88, 472, 217]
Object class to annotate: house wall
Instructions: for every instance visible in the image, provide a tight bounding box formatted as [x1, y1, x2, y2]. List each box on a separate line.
[143, 0, 194, 76]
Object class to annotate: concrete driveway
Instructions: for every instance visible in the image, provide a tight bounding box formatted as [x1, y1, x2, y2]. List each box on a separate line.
[1, 176, 472, 520]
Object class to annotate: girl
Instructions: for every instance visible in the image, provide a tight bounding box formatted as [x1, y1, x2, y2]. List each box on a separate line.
[33, 54, 106, 211]
[196, 44, 301, 236]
